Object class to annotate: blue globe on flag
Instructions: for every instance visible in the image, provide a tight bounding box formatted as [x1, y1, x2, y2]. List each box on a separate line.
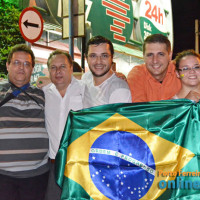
[89, 131, 155, 199]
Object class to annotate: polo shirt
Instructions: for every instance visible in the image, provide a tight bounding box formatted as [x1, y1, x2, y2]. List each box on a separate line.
[127, 62, 181, 102]
[0, 81, 49, 178]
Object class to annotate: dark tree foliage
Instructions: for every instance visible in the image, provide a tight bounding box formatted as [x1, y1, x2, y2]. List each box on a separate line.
[0, 0, 25, 76]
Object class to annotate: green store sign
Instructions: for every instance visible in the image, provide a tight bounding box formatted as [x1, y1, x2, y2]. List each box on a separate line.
[87, 0, 134, 45]
[18, 0, 173, 49]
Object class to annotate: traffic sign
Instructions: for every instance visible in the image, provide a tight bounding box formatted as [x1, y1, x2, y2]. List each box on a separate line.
[19, 7, 43, 43]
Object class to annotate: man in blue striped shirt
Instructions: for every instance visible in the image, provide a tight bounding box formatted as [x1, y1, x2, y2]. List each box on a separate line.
[0, 44, 49, 200]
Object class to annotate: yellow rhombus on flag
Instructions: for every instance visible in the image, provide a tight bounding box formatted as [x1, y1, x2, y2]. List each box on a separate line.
[63, 113, 194, 200]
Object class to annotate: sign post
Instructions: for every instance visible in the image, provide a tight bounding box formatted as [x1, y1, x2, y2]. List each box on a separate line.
[62, 0, 85, 60]
[19, 7, 43, 43]
[69, 0, 74, 59]
[195, 19, 199, 54]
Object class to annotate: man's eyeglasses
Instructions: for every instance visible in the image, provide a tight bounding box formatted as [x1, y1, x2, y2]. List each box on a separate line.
[88, 54, 111, 60]
[178, 66, 200, 72]
[12, 60, 32, 68]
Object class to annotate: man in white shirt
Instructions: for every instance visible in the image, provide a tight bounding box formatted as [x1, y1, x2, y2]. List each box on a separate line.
[43, 51, 86, 160]
[40, 50, 88, 200]
[83, 35, 131, 106]
[37, 36, 131, 199]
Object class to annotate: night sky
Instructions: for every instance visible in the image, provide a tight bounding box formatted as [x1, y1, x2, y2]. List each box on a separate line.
[171, 0, 200, 58]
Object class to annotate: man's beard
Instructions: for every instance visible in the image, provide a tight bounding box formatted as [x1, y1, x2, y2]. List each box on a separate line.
[89, 65, 111, 77]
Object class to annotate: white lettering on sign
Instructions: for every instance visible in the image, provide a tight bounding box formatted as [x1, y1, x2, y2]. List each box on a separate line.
[31, 74, 40, 83]
[144, 30, 151, 40]
[33, 65, 42, 73]
[144, 21, 152, 31]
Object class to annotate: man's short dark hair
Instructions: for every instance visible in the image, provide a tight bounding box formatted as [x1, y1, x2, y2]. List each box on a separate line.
[47, 50, 73, 69]
[7, 44, 35, 67]
[85, 35, 114, 57]
[143, 34, 171, 54]
[174, 49, 200, 70]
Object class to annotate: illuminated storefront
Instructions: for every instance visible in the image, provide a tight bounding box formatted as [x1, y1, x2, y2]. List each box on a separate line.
[14, 0, 173, 80]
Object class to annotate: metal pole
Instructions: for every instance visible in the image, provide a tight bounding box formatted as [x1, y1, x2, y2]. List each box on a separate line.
[81, 37, 85, 72]
[69, 0, 74, 59]
[195, 19, 199, 54]
[46, 31, 49, 47]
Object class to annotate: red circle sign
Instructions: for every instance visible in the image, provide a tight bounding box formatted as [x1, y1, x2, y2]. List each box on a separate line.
[19, 7, 43, 43]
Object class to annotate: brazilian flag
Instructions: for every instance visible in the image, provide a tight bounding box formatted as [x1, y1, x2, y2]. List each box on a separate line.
[56, 99, 200, 200]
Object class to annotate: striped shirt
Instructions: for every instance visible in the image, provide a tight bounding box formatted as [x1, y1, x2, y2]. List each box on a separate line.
[0, 81, 49, 178]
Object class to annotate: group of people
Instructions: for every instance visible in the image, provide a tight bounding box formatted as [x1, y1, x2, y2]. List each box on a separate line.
[127, 34, 200, 102]
[0, 33, 200, 200]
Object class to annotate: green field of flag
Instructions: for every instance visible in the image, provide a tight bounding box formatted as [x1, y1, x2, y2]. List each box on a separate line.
[56, 99, 200, 200]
